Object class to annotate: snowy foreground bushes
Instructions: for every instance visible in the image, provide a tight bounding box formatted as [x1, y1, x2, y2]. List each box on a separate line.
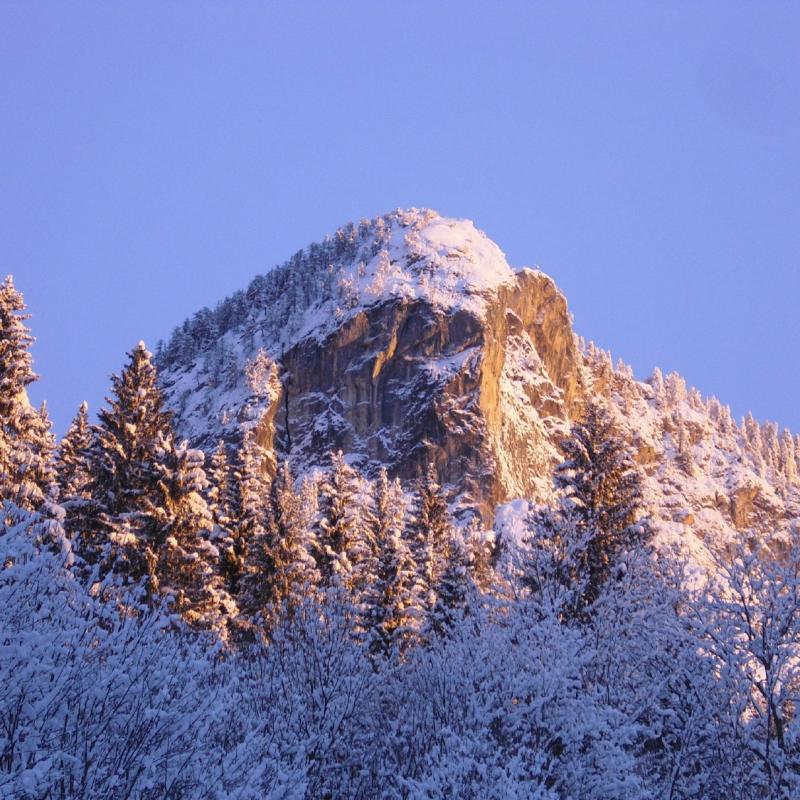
[3, 501, 800, 799]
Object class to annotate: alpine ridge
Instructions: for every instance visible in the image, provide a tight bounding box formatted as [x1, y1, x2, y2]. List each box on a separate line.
[157, 208, 800, 568]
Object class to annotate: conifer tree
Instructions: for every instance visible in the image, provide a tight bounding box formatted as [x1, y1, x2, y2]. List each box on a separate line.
[206, 439, 238, 556]
[314, 451, 358, 589]
[428, 535, 472, 639]
[780, 429, 797, 486]
[265, 461, 318, 621]
[56, 401, 92, 502]
[363, 469, 422, 656]
[410, 463, 452, 609]
[674, 411, 693, 476]
[74, 343, 222, 623]
[464, 516, 495, 592]
[227, 430, 270, 599]
[154, 442, 232, 626]
[553, 401, 650, 612]
[0, 275, 56, 511]
[76, 342, 174, 588]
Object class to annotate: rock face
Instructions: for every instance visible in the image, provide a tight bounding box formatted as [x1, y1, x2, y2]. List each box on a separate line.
[157, 208, 800, 559]
[274, 267, 581, 520]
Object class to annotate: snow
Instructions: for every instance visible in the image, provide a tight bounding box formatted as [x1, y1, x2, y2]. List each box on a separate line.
[294, 210, 516, 343]
[156, 209, 800, 580]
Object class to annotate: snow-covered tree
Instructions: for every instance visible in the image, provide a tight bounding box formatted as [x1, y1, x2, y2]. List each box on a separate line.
[522, 503, 595, 620]
[427, 535, 472, 639]
[464, 515, 495, 592]
[74, 342, 222, 627]
[362, 469, 422, 655]
[56, 401, 92, 502]
[780, 429, 797, 486]
[553, 400, 651, 613]
[410, 463, 453, 609]
[154, 441, 227, 626]
[689, 542, 800, 799]
[226, 429, 270, 598]
[74, 342, 173, 586]
[266, 460, 318, 618]
[205, 439, 235, 535]
[313, 451, 359, 589]
[0, 276, 56, 511]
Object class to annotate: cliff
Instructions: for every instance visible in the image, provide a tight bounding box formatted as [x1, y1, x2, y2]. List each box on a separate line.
[157, 209, 800, 564]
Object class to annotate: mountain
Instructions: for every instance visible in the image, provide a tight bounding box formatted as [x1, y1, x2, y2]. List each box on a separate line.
[157, 208, 800, 567]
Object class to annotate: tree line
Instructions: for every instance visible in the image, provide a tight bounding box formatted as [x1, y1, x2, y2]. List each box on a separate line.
[3, 273, 800, 799]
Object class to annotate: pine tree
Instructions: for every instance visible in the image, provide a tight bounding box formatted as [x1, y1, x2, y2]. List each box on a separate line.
[206, 440, 236, 542]
[553, 401, 650, 612]
[154, 442, 222, 624]
[464, 515, 495, 592]
[428, 535, 472, 639]
[345, 472, 379, 606]
[410, 463, 452, 610]
[780, 429, 797, 486]
[362, 469, 422, 656]
[265, 461, 318, 623]
[314, 451, 358, 589]
[744, 413, 765, 475]
[56, 401, 92, 502]
[76, 342, 174, 589]
[674, 411, 693, 476]
[228, 430, 270, 600]
[0, 275, 56, 511]
[521, 504, 593, 620]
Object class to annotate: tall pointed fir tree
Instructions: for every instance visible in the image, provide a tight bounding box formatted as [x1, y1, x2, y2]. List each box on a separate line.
[362, 469, 423, 656]
[0, 275, 56, 511]
[233, 429, 273, 617]
[313, 451, 359, 592]
[271, 461, 318, 606]
[75, 341, 219, 623]
[56, 401, 92, 504]
[552, 400, 651, 612]
[410, 463, 453, 612]
[206, 440, 236, 538]
[464, 515, 495, 593]
[427, 534, 472, 640]
[154, 440, 232, 627]
[205, 439, 240, 582]
[246, 460, 318, 629]
[75, 342, 173, 585]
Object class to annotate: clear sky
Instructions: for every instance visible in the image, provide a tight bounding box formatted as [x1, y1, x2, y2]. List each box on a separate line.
[2, 2, 798, 435]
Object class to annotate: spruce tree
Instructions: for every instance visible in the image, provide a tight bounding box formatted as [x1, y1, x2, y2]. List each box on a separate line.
[314, 451, 358, 590]
[263, 461, 318, 624]
[77, 342, 174, 588]
[228, 430, 270, 600]
[56, 401, 92, 502]
[154, 441, 225, 625]
[410, 463, 452, 610]
[206, 440, 235, 536]
[464, 515, 495, 592]
[428, 536, 472, 639]
[0, 275, 56, 511]
[363, 469, 422, 656]
[553, 400, 650, 611]
[205, 438, 240, 580]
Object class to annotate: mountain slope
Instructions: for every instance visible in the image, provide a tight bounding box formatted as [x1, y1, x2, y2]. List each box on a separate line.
[157, 209, 800, 563]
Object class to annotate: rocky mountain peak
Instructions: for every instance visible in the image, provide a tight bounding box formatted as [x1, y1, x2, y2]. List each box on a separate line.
[157, 210, 800, 567]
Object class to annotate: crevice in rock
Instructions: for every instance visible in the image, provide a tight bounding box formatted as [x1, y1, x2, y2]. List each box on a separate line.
[280, 352, 292, 454]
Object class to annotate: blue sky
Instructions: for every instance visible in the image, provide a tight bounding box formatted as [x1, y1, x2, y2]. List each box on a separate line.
[2, 2, 798, 434]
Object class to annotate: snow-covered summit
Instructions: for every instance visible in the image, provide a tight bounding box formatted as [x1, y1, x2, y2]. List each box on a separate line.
[158, 208, 518, 373]
[354, 209, 515, 305]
